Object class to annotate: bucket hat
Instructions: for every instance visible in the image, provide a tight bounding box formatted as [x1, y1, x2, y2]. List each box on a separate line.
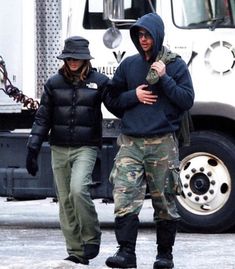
[57, 36, 94, 60]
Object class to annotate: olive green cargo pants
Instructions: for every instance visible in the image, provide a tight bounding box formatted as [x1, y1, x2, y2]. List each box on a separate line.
[51, 145, 101, 260]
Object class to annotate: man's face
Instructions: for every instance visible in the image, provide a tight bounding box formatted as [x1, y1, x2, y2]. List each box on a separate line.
[138, 28, 153, 53]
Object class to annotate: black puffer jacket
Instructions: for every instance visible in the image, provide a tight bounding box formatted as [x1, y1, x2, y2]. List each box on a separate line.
[27, 69, 109, 152]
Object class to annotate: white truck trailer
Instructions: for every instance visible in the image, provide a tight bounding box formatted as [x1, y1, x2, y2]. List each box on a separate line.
[0, 0, 235, 233]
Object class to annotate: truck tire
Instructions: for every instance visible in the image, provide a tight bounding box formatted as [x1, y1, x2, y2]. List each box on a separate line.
[177, 131, 235, 233]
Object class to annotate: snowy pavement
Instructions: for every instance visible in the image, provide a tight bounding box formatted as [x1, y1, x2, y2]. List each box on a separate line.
[0, 197, 154, 269]
[0, 197, 154, 228]
[1, 227, 235, 269]
[1, 198, 235, 269]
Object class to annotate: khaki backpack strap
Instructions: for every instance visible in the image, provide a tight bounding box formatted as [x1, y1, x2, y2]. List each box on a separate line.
[146, 46, 179, 85]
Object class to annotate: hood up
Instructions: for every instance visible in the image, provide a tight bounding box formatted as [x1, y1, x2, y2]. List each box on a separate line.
[130, 13, 165, 61]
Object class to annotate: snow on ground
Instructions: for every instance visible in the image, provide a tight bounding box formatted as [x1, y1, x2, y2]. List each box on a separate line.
[0, 260, 83, 269]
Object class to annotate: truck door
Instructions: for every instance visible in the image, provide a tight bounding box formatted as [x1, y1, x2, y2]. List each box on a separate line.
[168, 0, 235, 233]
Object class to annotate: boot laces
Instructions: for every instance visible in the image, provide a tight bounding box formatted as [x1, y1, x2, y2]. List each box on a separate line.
[114, 245, 124, 256]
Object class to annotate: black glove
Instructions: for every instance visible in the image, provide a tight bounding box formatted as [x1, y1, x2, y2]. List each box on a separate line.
[26, 148, 39, 176]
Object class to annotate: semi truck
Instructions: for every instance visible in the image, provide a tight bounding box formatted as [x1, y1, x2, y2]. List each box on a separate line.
[0, 0, 235, 233]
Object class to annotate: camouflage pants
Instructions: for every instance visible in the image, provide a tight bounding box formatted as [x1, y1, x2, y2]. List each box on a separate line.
[110, 133, 181, 221]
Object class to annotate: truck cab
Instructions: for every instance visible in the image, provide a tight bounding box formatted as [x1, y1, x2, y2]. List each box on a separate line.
[0, 0, 235, 233]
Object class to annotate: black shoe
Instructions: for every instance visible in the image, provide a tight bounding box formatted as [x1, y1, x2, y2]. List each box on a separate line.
[105, 247, 137, 268]
[153, 257, 174, 269]
[84, 244, 100, 259]
[64, 255, 89, 265]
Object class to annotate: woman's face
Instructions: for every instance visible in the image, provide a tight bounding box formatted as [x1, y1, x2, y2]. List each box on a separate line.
[65, 58, 84, 71]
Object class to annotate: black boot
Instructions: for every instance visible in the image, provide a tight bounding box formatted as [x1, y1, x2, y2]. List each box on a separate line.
[106, 245, 137, 268]
[84, 244, 100, 259]
[64, 255, 89, 265]
[105, 214, 139, 268]
[153, 220, 178, 269]
[154, 247, 174, 269]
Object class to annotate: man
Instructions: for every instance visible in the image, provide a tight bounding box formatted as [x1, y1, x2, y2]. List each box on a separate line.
[105, 13, 194, 269]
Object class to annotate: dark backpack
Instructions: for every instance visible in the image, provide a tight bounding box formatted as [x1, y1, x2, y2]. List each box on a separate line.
[176, 110, 194, 147]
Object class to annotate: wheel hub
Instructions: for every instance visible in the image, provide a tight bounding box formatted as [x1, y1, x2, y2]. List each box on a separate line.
[191, 173, 210, 195]
[178, 153, 230, 215]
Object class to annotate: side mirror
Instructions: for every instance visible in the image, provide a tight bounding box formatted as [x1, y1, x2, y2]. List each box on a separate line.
[103, 26, 122, 49]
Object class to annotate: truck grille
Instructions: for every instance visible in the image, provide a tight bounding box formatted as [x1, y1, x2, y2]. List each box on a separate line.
[36, 0, 62, 98]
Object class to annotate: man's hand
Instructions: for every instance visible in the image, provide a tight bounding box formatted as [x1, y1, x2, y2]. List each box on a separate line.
[136, 84, 158, 105]
[151, 60, 166, 77]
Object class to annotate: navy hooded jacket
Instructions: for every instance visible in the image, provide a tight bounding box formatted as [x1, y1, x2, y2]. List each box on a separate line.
[108, 13, 194, 137]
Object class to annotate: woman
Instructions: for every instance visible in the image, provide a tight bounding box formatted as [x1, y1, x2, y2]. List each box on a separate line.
[26, 36, 110, 265]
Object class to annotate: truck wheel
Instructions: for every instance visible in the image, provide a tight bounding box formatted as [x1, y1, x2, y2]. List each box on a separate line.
[177, 131, 235, 233]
